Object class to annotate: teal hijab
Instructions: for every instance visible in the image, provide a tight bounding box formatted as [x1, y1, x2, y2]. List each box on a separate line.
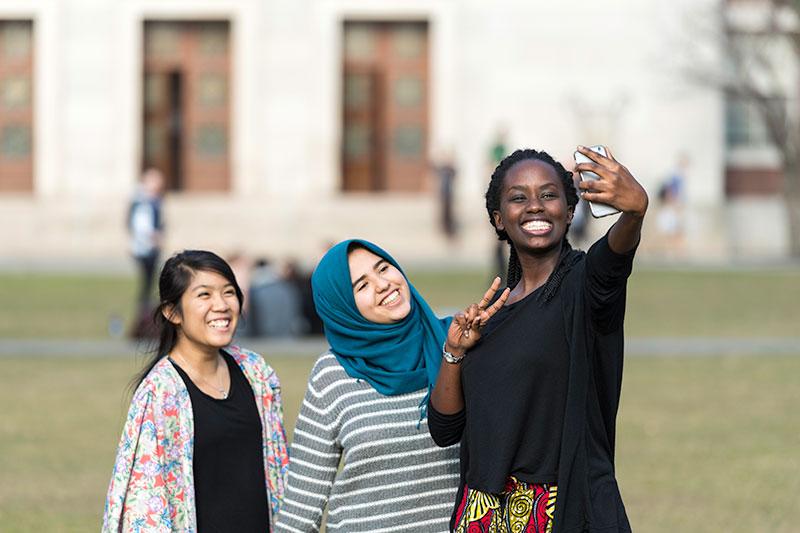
[311, 239, 451, 405]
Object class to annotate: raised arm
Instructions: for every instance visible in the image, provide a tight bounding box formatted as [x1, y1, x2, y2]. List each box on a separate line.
[575, 146, 648, 332]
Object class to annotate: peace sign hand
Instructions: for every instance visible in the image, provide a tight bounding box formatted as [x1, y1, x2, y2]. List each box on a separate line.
[445, 277, 511, 356]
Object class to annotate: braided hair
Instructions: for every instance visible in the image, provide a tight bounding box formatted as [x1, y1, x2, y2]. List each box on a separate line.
[485, 148, 580, 300]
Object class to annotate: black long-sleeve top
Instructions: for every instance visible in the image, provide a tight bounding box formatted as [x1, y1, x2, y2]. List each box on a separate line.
[429, 234, 636, 533]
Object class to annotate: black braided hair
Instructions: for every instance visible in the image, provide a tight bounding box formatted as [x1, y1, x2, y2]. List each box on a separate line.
[485, 148, 580, 299]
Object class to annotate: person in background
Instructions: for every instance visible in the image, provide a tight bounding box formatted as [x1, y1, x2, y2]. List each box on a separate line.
[431, 149, 458, 241]
[127, 167, 165, 338]
[103, 250, 288, 532]
[248, 258, 306, 338]
[488, 127, 510, 283]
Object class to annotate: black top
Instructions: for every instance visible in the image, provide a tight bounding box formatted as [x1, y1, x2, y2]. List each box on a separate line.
[447, 281, 569, 490]
[429, 234, 636, 533]
[171, 351, 269, 533]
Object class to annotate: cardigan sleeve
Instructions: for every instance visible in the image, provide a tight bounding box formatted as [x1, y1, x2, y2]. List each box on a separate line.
[274, 363, 343, 533]
[262, 363, 291, 527]
[102, 385, 177, 533]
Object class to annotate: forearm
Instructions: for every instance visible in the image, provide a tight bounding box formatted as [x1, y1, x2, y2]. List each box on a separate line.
[607, 211, 645, 255]
[430, 346, 464, 414]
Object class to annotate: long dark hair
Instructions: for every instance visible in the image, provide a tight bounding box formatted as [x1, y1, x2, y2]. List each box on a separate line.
[485, 148, 580, 299]
[133, 250, 244, 389]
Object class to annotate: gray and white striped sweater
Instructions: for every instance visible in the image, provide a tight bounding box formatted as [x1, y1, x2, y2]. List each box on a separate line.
[274, 353, 460, 533]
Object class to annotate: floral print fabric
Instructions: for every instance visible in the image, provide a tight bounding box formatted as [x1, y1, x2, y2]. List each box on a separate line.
[454, 477, 556, 533]
[102, 345, 289, 532]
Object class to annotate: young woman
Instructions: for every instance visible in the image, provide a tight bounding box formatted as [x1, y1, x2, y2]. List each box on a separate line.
[429, 146, 648, 533]
[103, 250, 289, 532]
[274, 240, 504, 533]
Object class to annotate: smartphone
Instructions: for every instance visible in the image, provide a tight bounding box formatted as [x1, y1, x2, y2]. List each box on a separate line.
[574, 145, 620, 218]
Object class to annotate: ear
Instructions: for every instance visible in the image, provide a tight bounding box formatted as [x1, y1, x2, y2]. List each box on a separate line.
[162, 304, 182, 326]
[567, 204, 575, 224]
[492, 210, 505, 231]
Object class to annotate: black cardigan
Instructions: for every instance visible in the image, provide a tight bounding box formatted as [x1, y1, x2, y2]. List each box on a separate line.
[429, 235, 634, 533]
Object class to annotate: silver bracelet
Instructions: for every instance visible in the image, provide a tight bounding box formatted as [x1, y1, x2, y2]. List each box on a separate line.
[442, 342, 466, 364]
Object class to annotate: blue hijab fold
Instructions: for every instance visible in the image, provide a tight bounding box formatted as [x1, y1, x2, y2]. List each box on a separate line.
[311, 240, 451, 404]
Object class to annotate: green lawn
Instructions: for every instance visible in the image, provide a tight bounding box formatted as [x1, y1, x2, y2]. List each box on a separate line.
[0, 268, 798, 338]
[0, 354, 798, 532]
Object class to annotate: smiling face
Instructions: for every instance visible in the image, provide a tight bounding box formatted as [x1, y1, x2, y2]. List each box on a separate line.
[348, 246, 412, 324]
[166, 269, 241, 353]
[493, 159, 574, 256]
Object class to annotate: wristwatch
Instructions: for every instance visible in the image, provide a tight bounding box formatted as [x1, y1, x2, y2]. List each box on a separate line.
[442, 342, 466, 364]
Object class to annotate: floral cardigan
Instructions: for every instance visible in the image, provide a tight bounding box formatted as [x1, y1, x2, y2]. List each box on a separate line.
[102, 345, 289, 532]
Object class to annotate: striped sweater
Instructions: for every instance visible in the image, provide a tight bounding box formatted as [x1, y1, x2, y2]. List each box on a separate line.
[274, 353, 460, 533]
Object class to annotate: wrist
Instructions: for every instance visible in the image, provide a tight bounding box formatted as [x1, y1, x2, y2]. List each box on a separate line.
[444, 342, 465, 357]
[442, 342, 466, 364]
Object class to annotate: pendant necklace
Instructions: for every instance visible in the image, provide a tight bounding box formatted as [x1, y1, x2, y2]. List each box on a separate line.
[174, 352, 228, 399]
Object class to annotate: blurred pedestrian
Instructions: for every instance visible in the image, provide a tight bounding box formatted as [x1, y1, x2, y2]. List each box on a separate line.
[488, 127, 509, 283]
[103, 250, 288, 532]
[248, 258, 305, 337]
[431, 150, 458, 240]
[283, 259, 323, 335]
[428, 146, 648, 532]
[655, 154, 688, 256]
[274, 240, 461, 533]
[127, 167, 165, 338]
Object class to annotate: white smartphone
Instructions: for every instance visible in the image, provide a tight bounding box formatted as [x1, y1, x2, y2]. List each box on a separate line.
[573, 145, 620, 218]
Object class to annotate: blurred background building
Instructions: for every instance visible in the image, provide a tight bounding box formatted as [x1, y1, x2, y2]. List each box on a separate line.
[0, 0, 793, 266]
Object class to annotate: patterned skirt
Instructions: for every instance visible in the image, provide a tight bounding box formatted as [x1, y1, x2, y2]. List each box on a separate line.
[453, 476, 556, 533]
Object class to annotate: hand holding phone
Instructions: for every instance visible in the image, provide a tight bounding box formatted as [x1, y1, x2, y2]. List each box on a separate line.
[574, 145, 621, 218]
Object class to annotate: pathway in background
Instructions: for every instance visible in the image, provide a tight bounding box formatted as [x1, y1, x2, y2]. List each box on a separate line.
[0, 336, 798, 358]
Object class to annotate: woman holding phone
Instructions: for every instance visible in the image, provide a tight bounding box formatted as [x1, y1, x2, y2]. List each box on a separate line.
[429, 146, 648, 533]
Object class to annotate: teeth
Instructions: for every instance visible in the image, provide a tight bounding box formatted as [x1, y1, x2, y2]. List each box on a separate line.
[522, 220, 552, 232]
[382, 291, 400, 306]
[209, 319, 229, 329]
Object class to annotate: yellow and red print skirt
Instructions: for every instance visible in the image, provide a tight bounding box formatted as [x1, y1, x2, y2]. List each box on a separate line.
[454, 476, 556, 533]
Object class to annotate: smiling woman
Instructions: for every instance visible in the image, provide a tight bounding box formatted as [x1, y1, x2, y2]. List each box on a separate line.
[102, 250, 288, 532]
[274, 240, 461, 533]
[429, 146, 648, 533]
[349, 245, 412, 324]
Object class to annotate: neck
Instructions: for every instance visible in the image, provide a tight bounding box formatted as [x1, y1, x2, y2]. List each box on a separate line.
[171, 336, 221, 374]
[511, 242, 563, 301]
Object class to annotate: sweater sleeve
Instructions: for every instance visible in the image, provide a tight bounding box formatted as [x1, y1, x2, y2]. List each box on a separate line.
[584, 232, 637, 334]
[274, 363, 343, 533]
[427, 399, 466, 447]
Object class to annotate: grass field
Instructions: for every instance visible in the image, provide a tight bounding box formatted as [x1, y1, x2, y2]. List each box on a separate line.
[0, 268, 798, 531]
[0, 268, 798, 338]
[0, 354, 798, 532]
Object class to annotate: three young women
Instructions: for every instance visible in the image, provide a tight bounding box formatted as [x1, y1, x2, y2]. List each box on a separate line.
[103, 250, 288, 532]
[429, 146, 648, 533]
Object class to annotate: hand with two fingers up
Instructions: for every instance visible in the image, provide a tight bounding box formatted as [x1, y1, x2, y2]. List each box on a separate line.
[431, 276, 510, 415]
[444, 276, 510, 360]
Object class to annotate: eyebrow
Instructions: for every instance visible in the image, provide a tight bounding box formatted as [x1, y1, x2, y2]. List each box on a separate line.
[351, 259, 387, 288]
[507, 183, 558, 193]
[191, 283, 234, 292]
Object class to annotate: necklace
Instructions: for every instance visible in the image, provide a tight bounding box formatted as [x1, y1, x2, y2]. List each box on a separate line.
[174, 352, 229, 399]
